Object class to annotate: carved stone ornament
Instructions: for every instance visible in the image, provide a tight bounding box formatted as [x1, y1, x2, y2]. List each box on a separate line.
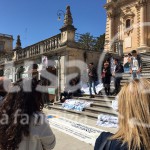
[107, 11, 114, 18]
[122, 7, 135, 20]
[122, 7, 135, 35]
[135, 0, 147, 9]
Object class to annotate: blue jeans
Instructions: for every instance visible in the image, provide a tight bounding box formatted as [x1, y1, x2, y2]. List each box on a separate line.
[132, 71, 141, 79]
[124, 67, 130, 73]
[89, 80, 97, 96]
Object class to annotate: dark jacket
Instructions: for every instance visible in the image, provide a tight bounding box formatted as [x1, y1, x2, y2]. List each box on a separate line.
[95, 132, 145, 150]
[88, 67, 97, 81]
[101, 67, 112, 84]
[115, 64, 124, 79]
[130, 55, 142, 70]
[94, 132, 127, 150]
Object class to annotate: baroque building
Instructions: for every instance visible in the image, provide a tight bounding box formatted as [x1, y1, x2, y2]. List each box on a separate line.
[0, 33, 13, 52]
[0, 6, 101, 100]
[0, 34, 13, 76]
[104, 0, 150, 54]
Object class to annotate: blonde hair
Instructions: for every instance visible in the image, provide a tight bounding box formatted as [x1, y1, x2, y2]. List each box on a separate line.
[111, 78, 150, 150]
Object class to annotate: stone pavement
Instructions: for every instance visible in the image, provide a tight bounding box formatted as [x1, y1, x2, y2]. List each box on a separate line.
[52, 128, 93, 150]
[43, 108, 117, 150]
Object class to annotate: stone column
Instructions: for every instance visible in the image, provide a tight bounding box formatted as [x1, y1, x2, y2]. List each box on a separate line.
[108, 12, 114, 51]
[140, 2, 147, 47]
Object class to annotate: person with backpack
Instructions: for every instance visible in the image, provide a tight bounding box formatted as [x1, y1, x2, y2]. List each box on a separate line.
[130, 50, 142, 79]
[95, 78, 150, 150]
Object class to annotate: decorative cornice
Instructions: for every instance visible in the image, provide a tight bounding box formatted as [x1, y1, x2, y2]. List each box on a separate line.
[121, 7, 135, 19]
[138, 0, 147, 4]
[135, 0, 147, 8]
[107, 11, 115, 18]
[105, 0, 148, 10]
[104, 1, 116, 10]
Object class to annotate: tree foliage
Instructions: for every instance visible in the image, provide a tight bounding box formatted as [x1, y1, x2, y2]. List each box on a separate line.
[94, 33, 105, 51]
[78, 32, 105, 51]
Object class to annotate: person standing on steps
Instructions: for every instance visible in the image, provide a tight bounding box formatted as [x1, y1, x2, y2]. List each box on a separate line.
[123, 53, 132, 73]
[130, 50, 142, 79]
[101, 60, 112, 96]
[88, 62, 97, 98]
[112, 58, 124, 96]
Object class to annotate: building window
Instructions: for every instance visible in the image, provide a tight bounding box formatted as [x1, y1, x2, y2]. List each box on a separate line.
[0, 41, 4, 51]
[126, 19, 131, 28]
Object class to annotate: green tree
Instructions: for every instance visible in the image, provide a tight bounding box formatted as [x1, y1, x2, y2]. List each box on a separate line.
[78, 33, 105, 51]
[94, 33, 105, 51]
[78, 33, 96, 50]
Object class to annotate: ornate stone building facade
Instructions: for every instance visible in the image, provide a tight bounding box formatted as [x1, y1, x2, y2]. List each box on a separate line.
[104, 0, 150, 54]
[0, 33, 13, 52]
[0, 6, 101, 99]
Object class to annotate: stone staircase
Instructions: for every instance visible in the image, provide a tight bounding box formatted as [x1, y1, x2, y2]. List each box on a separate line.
[47, 95, 117, 119]
[46, 52, 150, 120]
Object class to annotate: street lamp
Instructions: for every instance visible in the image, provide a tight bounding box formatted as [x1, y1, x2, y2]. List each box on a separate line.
[57, 10, 65, 21]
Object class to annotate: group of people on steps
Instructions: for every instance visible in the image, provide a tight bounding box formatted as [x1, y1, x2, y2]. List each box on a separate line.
[88, 50, 142, 97]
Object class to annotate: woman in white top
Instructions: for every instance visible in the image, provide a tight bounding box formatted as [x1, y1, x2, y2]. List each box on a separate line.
[0, 78, 55, 150]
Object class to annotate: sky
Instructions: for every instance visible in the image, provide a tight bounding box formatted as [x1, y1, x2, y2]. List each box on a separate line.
[0, 0, 106, 48]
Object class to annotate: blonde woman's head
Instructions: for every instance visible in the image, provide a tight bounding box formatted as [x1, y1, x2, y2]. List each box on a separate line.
[112, 78, 150, 150]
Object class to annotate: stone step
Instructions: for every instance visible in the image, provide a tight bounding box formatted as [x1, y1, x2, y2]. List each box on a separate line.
[141, 70, 150, 73]
[141, 68, 150, 70]
[91, 102, 112, 109]
[143, 63, 150, 65]
[82, 94, 115, 100]
[142, 61, 150, 63]
[143, 64, 150, 67]
[77, 96, 115, 102]
[142, 66, 150, 68]
[110, 82, 125, 86]
[122, 76, 150, 80]
[54, 101, 112, 111]
[84, 107, 117, 116]
[141, 53, 150, 57]
[142, 59, 150, 62]
[121, 79, 129, 83]
[121, 77, 150, 81]
[122, 73, 150, 77]
[122, 70, 150, 73]
[48, 105, 98, 119]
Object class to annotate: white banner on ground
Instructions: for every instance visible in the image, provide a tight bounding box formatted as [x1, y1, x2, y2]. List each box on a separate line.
[62, 99, 93, 111]
[47, 114, 104, 146]
[97, 114, 118, 128]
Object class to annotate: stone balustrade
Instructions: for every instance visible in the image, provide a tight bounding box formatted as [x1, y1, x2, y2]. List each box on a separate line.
[0, 33, 13, 38]
[15, 34, 61, 61]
